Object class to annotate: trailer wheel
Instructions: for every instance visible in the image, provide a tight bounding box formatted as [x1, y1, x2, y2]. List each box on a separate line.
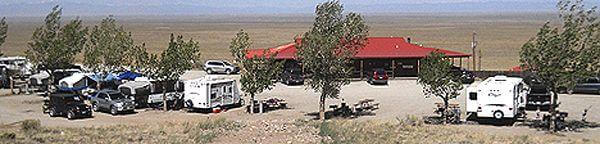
[493, 111, 504, 119]
[185, 100, 193, 108]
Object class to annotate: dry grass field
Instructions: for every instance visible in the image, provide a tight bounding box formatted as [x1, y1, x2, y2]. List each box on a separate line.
[1, 12, 556, 70]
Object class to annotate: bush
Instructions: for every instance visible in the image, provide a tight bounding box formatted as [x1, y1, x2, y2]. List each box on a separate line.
[184, 118, 242, 143]
[21, 119, 41, 132]
[0, 132, 16, 140]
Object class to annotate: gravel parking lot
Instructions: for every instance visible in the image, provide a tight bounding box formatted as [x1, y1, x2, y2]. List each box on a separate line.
[1, 70, 600, 140]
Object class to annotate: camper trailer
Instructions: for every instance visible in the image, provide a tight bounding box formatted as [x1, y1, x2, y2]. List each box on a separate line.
[0, 56, 34, 77]
[183, 77, 243, 111]
[466, 75, 529, 121]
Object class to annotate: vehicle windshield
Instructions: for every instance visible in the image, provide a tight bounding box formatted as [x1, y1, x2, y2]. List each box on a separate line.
[65, 96, 82, 103]
[375, 69, 385, 74]
[223, 61, 232, 66]
[109, 93, 126, 100]
[290, 69, 302, 75]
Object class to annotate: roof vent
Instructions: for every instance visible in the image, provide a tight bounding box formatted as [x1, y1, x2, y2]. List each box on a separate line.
[493, 75, 508, 81]
[406, 37, 411, 44]
[395, 45, 399, 49]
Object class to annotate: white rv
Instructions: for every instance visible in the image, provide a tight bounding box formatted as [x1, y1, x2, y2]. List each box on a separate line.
[0, 56, 34, 77]
[183, 77, 243, 110]
[466, 75, 529, 120]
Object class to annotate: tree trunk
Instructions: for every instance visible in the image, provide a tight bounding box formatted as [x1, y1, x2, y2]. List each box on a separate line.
[319, 93, 326, 121]
[250, 93, 255, 114]
[162, 83, 168, 111]
[443, 98, 449, 125]
[549, 90, 558, 132]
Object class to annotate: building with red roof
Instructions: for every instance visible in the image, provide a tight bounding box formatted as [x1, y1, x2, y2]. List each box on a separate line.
[247, 37, 471, 77]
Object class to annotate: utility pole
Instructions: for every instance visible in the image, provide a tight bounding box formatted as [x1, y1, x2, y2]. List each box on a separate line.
[478, 45, 482, 71]
[471, 32, 478, 71]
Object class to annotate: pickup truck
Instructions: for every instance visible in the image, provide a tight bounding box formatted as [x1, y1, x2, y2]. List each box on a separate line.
[91, 89, 135, 115]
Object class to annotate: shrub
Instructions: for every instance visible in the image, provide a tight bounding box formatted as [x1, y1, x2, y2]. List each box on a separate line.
[21, 119, 41, 132]
[0, 132, 16, 140]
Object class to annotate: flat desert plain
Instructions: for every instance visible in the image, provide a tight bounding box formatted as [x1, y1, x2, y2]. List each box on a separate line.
[2, 12, 556, 70]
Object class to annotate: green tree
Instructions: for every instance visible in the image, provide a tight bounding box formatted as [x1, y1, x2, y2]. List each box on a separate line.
[0, 17, 7, 56]
[145, 34, 201, 111]
[229, 30, 282, 114]
[520, 0, 600, 131]
[26, 5, 88, 87]
[417, 51, 463, 124]
[84, 16, 144, 88]
[296, 1, 369, 120]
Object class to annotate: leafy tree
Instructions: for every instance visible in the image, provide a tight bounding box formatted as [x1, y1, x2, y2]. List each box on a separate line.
[229, 30, 251, 64]
[417, 51, 463, 124]
[296, 1, 369, 120]
[229, 29, 282, 114]
[0, 17, 7, 56]
[84, 16, 144, 88]
[26, 5, 88, 87]
[145, 34, 201, 111]
[520, 0, 600, 131]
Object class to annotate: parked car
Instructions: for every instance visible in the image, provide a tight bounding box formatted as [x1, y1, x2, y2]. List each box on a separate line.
[203, 60, 239, 75]
[91, 90, 135, 115]
[450, 66, 475, 84]
[573, 77, 600, 94]
[523, 76, 551, 110]
[280, 68, 304, 85]
[42, 93, 92, 119]
[366, 68, 388, 85]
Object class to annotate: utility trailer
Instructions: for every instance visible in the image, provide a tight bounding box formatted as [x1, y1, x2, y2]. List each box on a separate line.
[183, 77, 243, 111]
[466, 75, 529, 122]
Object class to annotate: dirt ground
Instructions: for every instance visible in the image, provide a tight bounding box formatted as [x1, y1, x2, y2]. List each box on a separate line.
[1, 71, 600, 142]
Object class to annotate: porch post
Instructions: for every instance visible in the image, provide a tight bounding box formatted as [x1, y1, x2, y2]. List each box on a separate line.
[360, 60, 364, 80]
[459, 57, 463, 68]
[391, 59, 395, 79]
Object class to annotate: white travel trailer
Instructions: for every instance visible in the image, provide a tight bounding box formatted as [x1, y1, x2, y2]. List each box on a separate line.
[0, 56, 34, 77]
[183, 76, 243, 110]
[466, 75, 529, 120]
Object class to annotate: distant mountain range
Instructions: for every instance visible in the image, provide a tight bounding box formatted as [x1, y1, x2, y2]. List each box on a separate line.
[0, 0, 596, 17]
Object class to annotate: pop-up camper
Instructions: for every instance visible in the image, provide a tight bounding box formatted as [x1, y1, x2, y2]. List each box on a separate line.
[466, 75, 529, 121]
[183, 76, 243, 111]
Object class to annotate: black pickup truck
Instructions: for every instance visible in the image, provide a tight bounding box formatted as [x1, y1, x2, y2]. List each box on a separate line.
[524, 76, 552, 111]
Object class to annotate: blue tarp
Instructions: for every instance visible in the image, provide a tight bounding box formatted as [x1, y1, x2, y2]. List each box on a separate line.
[57, 86, 88, 92]
[118, 71, 141, 81]
[88, 73, 121, 82]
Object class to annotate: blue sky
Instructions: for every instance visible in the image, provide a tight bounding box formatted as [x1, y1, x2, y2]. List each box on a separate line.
[1, 0, 598, 17]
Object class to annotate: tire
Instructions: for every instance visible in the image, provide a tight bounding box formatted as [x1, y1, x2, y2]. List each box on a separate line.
[225, 69, 232, 75]
[110, 106, 118, 115]
[207, 69, 213, 74]
[92, 103, 99, 112]
[49, 108, 57, 117]
[67, 111, 74, 120]
[493, 111, 504, 119]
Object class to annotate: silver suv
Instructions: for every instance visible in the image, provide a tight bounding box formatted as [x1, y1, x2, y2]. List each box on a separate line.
[204, 60, 239, 74]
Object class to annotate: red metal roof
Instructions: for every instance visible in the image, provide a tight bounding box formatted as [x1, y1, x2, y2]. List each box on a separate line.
[246, 37, 471, 59]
